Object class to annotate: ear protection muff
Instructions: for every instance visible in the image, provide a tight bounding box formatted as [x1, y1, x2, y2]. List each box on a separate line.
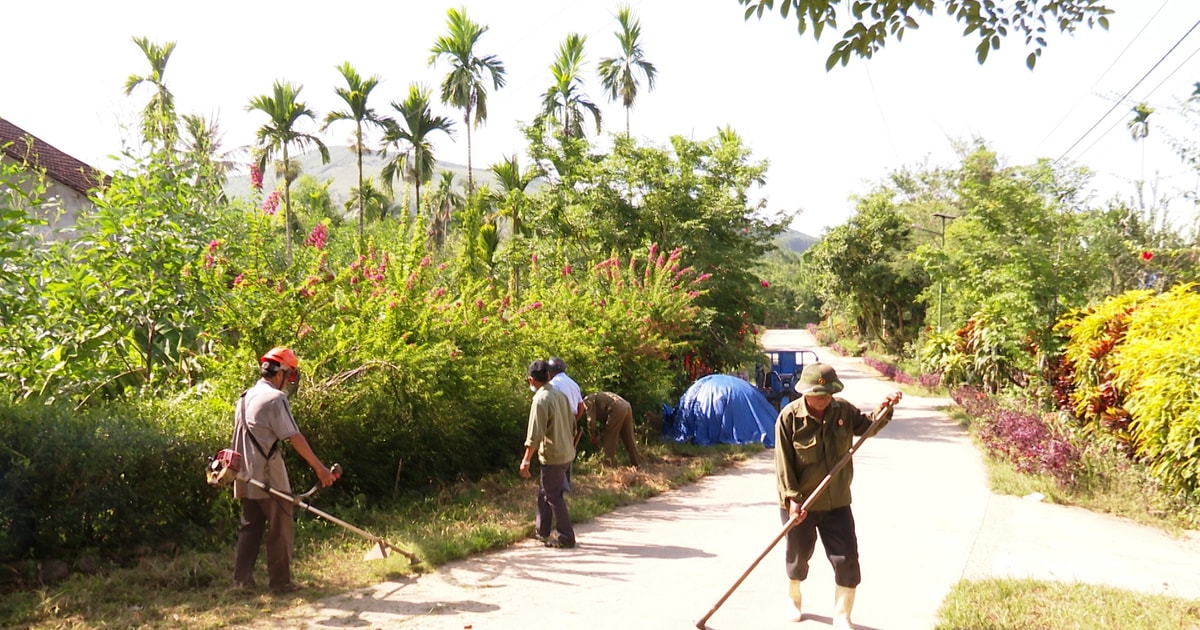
[262, 360, 300, 384]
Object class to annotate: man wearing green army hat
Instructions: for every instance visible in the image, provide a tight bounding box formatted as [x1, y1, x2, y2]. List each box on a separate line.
[775, 362, 902, 628]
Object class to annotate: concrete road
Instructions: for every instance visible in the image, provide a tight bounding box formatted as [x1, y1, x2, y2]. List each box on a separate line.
[265, 329, 1200, 629]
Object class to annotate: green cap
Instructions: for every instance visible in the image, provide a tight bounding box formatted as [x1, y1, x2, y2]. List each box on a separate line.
[798, 363, 843, 395]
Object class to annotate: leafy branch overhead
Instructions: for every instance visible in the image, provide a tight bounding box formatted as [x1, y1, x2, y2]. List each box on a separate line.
[737, 0, 1113, 70]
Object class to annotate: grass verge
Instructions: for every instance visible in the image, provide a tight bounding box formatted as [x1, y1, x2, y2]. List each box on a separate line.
[935, 578, 1200, 629]
[936, 407, 1200, 629]
[1, 441, 760, 629]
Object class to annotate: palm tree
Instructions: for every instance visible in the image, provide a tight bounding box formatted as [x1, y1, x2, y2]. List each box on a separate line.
[324, 62, 391, 244]
[346, 177, 394, 222]
[246, 81, 330, 264]
[539, 33, 602, 139]
[489, 154, 536, 238]
[426, 171, 465, 249]
[490, 154, 537, 296]
[124, 36, 178, 149]
[597, 5, 657, 136]
[381, 83, 455, 222]
[429, 6, 507, 193]
[179, 113, 242, 194]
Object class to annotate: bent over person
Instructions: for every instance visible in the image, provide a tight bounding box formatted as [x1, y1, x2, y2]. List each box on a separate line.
[583, 391, 643, 468]
[231, 346, 337, 592]
[775, 362, 901, 628]
[519, 360, 578, 549]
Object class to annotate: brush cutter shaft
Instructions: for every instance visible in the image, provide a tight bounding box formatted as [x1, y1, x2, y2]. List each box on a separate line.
[695, 414, 885, 629]
[237, 472, 420, 564]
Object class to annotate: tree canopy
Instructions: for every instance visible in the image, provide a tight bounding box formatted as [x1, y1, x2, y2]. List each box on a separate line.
[738, 0, 1113, 69]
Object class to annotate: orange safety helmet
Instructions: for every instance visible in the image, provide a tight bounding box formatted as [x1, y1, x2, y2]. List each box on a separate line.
[260, 346, 300, 383]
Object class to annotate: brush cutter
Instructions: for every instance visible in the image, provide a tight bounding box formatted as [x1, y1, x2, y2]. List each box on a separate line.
[694, 408, 892, 629]
[206, 449, 421, 564]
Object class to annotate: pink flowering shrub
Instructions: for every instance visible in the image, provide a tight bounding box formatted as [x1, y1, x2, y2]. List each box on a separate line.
[249, 163, 264, 191]
[261, 190, 282, 215]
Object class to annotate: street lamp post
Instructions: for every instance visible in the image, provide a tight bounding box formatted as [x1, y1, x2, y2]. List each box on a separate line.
[931, 212, 957, 333]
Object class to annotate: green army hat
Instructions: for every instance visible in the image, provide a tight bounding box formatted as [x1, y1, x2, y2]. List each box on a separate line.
[798, 362, 844, 395]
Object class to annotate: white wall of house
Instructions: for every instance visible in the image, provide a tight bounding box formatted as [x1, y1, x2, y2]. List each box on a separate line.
[1, 154, 90, 241]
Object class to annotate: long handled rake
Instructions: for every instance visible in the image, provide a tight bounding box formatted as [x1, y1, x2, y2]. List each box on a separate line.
[694, 414, 889, 629]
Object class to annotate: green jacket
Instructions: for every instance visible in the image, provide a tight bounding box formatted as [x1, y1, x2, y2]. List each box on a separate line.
[775, 397, 892, 511]
[525, 383, 577, 466]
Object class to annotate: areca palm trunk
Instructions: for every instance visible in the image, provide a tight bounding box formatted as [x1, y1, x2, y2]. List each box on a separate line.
[415, 180, 422, 223]
[465, 108, 474, 192]
[283, 143, 292, 264]
[356, 121, 365, 244]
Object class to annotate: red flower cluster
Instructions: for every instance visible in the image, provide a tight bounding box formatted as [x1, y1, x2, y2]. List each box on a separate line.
[1141, 251, 1154, 262]
[204, 239, 220, 268]
[261, 190, 281, 215]
[249, 164, 264, 191]
[304, 223, 328, 249]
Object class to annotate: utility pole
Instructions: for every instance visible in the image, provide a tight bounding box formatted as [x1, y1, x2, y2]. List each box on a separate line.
[932, 212, 957, 333]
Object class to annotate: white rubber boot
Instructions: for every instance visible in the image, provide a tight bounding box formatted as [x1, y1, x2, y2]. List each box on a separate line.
[832, 585, 856, 629]
[784, 579, 802, 621]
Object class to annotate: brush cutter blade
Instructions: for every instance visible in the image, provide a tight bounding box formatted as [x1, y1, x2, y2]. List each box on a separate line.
[363, 541, 390, 561]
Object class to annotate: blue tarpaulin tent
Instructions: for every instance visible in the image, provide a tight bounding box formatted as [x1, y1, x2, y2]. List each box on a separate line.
[665, 374, 777, 447]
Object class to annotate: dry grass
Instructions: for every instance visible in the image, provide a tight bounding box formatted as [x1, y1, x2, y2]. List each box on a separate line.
[1, 442, 760, 629]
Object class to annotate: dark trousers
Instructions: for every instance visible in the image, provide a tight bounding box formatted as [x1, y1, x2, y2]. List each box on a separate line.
[780, 504, 861, 587]
[600, 405, 642, 468]
[234, 496, 295, 587]
[536, 462, 575, 544]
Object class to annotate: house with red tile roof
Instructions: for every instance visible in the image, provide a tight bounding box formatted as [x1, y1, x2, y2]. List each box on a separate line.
[1, 117, 108, 239]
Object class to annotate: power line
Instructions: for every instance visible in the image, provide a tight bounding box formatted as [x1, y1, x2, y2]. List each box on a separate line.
[1034, 0, 1171, 153]
[1072, 41, 1200, 161]
[1057, 15, 1200, 162]
[863, 62, 901, 165]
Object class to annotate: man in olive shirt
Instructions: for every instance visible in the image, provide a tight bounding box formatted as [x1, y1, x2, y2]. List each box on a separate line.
[583, 391, 643, 468]
[775, 362, 901, 627]
[519, 360, 578, 549]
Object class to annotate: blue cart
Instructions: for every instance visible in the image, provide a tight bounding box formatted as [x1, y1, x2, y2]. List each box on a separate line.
[756, 349, 819, 411]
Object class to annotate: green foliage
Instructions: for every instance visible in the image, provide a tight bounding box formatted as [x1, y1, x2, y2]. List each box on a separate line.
[803, 189, 925, 351]
[1112, 285, 1200, 498]
[523, 128, 786, 372]
[758, 246, 819, 327]
[0, 157, 49, 375]
[1, 152, 222, 403]
[0, 400, 227, 560]
[1058, 285, 1200, 498]
[737, 0, 1113, 70]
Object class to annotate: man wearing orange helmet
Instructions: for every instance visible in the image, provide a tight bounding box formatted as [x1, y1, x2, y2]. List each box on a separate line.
[231, 346, 337, 593]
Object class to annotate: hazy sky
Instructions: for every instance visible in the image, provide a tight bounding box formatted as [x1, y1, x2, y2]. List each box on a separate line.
[5, 1, 1199, 236]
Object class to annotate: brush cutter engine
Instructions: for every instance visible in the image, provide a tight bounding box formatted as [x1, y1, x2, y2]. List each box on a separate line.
[206, 449, 243, 488]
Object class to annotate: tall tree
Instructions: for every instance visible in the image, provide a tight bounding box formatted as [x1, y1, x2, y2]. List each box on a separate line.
[737, 0, 1113, 70]
[489, 154, 537, 296]
[179, 113, 241, 195]
[124, 36, 178, 149]
[426, 171, 465, 249]
[381, 84, 455, 222]
[539, 33, 602, 139]
[429, 6, 507, 193]
[346, 177, 394, 221]
[597, 5, 658, 136]
[324, 62, 392, 245]
[246, 81, 330, 264]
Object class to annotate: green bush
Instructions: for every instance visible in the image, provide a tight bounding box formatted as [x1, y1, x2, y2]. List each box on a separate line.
[1058, 284, 1200, 498]
[0, 401, 230, 561]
